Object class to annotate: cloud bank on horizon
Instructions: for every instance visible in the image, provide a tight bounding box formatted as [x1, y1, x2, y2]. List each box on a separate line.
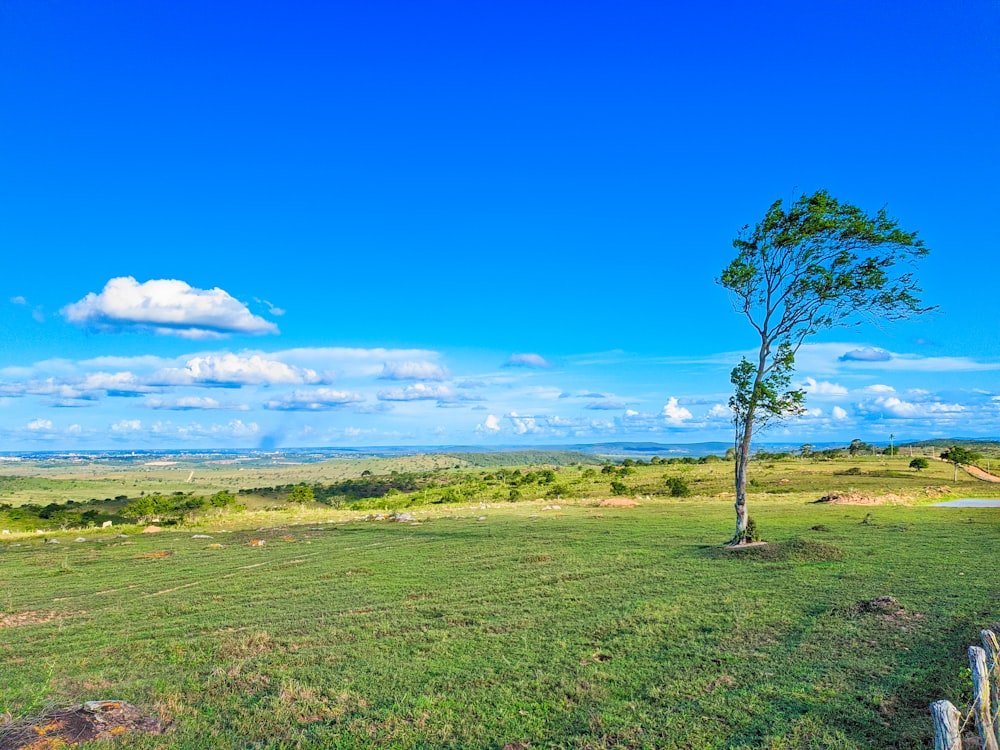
[2, 274, 999, 449]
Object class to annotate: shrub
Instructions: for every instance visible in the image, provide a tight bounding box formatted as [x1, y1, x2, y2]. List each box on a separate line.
[665, 476, 690, 497]
[287, 484, 315, 503]
[610, 481, 628, 496]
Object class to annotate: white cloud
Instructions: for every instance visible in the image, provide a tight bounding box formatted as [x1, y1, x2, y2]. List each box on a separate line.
[661, 397, 693, 423]
[793, 342, 1000, 376]
[215, 419, 259, 436]
[379, 361, 450, 381]
[26, 418, 53, 431]
[0, 379, 88, 400]
[504, 353, 551, 369]
[840, 347, 891, 362]
[80, 371, 157, 395]
[585, 400, 628, 410]
[800, 377, 848, 396]
[153, 353, 321, 386]
[859, 396, 966, 419]
[10, 296, 27, 305]
[476, 414, 502, 433]
[145, 396, 247, 411]
[832, 406, 848, 420]
[507, 411, 541, 434]
[62, 277, 279, 338]
[707, 403, 731, 419]
[274, 347, 440, 378]
[377, 383, 453, 402]
[265, 388, 365, 411]
[111, 419, 143, 432]
[863, 384, 896, 394]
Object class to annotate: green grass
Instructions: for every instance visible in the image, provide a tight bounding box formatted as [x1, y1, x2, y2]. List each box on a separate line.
[1, 493, 997, 748]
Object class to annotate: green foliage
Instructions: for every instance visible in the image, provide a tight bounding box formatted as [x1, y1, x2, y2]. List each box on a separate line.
[286, 484, 315, 504]
[909, 457, 929, 471]
[208, 490, 236, 508]
[664, 476, 690, 497]
[848, 439, 870, 456]
[610, 480, 628, 496]
[940, 446, 980, 465]
[728, 344, 806, 435]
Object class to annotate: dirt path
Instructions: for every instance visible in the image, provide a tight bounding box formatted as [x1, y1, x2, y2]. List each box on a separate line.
[960, 462, 1000, 483]
[931, 456, 1000, 483]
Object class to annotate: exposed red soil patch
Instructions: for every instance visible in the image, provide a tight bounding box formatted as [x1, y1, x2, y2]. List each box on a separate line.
[0, 611, 67, 630]
[816, 492, 908, 505]
[0, 701, 164, 749]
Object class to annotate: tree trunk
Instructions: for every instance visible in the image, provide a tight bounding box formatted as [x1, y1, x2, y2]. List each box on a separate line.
[731, 423, 753, 544]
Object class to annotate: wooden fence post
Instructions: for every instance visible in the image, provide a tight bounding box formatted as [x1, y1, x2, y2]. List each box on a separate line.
[983, 629, 1000, 742]
[931, 700, 962, 750]
[970, 645, 1000, 750]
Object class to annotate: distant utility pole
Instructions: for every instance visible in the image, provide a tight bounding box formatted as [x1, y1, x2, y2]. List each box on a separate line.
[889, 433, 894, 456]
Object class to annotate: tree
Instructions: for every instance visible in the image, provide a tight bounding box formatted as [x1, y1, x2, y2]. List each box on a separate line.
[909, 457, 929, 471]
[848, 438, 867, 457]
[940, 446, 980, 482]
[718, 190, 930, 545]
[287, 483, 315, 503]
[800, 443, 813, 458]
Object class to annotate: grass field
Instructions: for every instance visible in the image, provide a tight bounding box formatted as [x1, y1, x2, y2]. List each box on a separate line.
[2, 461, 999, 749]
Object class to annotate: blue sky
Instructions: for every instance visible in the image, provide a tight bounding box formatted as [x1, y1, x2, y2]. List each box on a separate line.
[1, 0, 998, 450]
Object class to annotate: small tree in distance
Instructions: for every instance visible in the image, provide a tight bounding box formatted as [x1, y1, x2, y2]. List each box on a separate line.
[909, 457, 929, 471]
[718, 190, 932, 545]
[287, 483, 315, 503]
[940, 446, 980, 482]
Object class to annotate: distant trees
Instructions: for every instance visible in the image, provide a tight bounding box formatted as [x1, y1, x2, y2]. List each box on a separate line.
[718, 190, 931, 544]
[848, 439, 869, 457]
[121, 490, 236, 522]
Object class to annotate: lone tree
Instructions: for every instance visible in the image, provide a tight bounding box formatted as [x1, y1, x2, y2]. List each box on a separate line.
[718, 190, 931, 545]
[909, 457, 929, 471]
[940, 446, 979, 482]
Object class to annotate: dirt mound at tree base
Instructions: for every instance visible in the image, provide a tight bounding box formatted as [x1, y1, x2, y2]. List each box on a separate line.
[0, 700, 164, 749]
[815, 492, 909, 505]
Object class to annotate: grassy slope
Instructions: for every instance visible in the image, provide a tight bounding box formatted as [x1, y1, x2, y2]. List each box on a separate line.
[1, 492, 997, 749]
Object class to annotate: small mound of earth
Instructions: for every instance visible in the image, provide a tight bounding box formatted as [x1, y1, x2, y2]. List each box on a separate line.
[0, 700, 164, 749]
[859, 595, 903, 614]
[815, 492, 908, 505]
[851, 596, 923, 625]
[706, 539, 844, 562]
[599, 498, 638, 508]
